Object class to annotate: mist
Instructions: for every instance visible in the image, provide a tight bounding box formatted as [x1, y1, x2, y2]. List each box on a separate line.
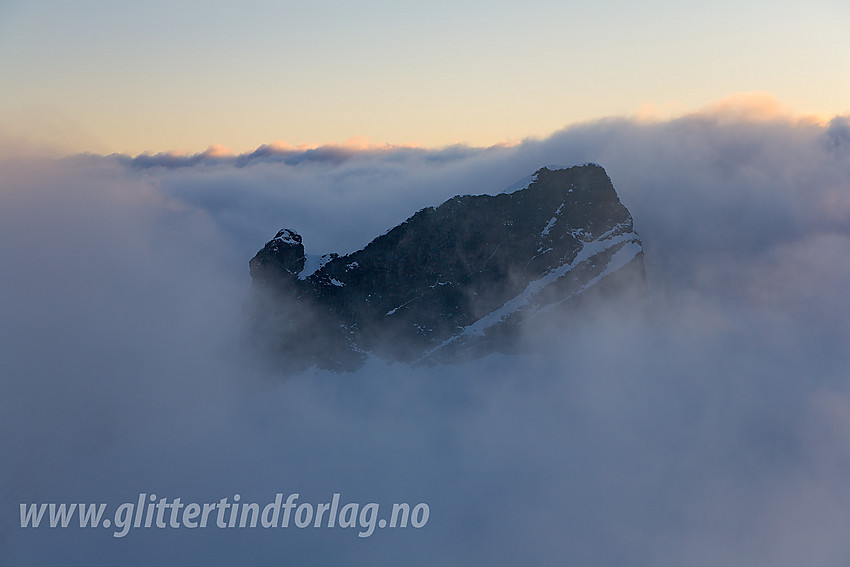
[2, 102, 850, 566]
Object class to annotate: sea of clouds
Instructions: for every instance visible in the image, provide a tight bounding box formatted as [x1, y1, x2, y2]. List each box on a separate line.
[2, 99, 850, 566]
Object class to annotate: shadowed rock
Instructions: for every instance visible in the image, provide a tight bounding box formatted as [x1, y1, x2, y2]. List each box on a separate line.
[248, 164, 645, 373]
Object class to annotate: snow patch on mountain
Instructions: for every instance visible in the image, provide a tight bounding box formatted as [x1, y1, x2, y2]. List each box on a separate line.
[420, 223, 640, 358]
[299, 253, 335, 280]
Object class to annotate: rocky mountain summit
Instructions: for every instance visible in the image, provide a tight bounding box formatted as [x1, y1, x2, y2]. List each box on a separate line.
[248, 164, 645, 372]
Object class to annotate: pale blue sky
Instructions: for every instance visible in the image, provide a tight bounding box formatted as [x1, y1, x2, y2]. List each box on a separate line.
[1, 0, 848, 154]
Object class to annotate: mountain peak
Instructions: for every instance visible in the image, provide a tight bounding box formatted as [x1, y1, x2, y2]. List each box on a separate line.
[248, 164, 645, 373]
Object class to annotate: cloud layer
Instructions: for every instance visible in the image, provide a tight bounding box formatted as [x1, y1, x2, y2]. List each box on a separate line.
[2, 102, 850, 566]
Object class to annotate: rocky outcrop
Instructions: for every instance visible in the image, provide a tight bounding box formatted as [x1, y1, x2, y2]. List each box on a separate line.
[248, 164, 645, 372]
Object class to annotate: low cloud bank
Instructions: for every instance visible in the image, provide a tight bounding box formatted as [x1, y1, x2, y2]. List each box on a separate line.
[2, 101, 849, 565]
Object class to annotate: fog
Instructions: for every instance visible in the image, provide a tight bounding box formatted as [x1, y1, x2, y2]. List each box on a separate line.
[2, 102, 850, 566]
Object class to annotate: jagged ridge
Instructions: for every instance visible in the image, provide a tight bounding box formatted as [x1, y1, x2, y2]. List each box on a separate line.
[248, 163, 645, 372]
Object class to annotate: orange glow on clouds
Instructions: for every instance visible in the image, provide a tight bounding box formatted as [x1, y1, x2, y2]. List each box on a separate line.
[636, 93, 832, 126]
[698, 92, 796, 122]
[201, 144, 233, 158]
[264, 136, 422, 153]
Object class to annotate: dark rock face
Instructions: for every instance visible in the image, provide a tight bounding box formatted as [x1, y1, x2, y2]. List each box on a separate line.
[248, 164, 645, 372]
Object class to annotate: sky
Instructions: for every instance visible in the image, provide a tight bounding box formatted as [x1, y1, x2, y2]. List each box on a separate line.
[2, 2, 850, 565]
[1, 0, 849, 155]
